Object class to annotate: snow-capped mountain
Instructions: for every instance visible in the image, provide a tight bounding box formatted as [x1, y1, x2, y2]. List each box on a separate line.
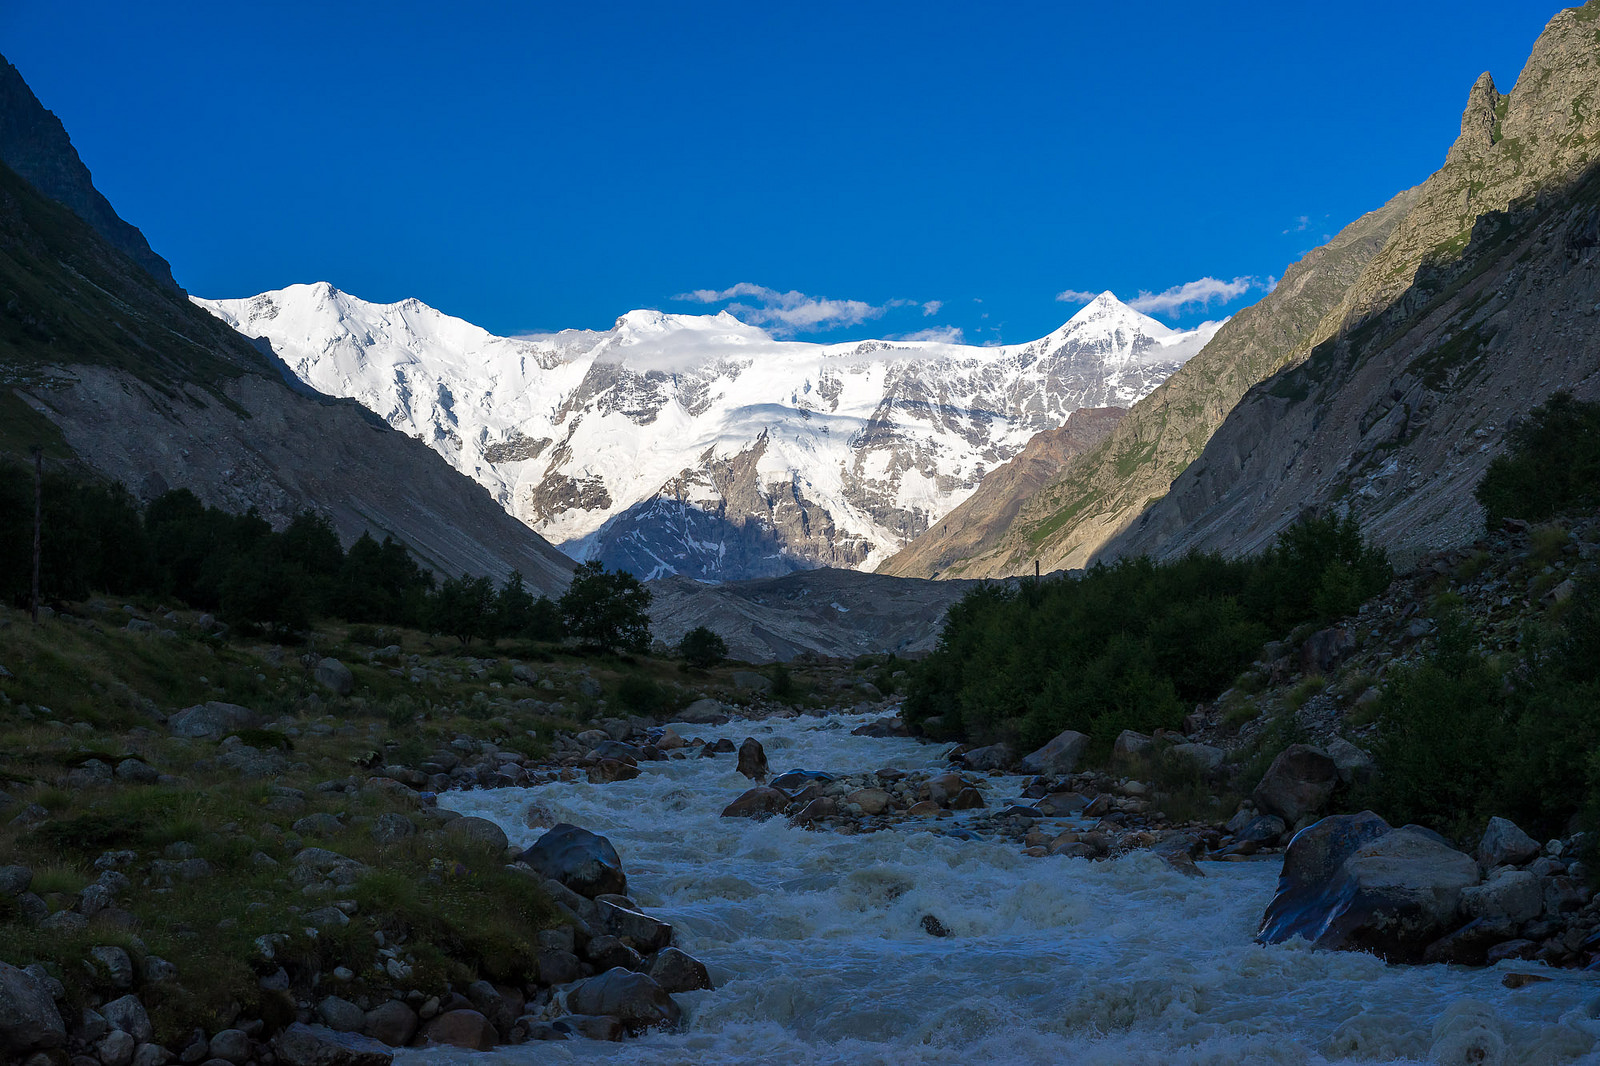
[195, 284, 1218, 580]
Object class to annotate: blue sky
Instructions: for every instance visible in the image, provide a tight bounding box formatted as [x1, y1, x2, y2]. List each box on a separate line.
[1, 0, 1562, 343]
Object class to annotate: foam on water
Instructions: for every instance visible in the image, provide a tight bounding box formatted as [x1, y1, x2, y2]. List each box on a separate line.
[400, 713, 1600, 1065]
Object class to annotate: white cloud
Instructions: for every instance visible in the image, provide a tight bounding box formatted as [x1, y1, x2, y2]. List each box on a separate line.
[921, 300, 942, 317]
[891, 325, 965, 344]
[1127, 276, 1264, 316]
[1282, 215, 1311, 235]
[674, 283, 933, 336]
[1054, 288, 1100, 305]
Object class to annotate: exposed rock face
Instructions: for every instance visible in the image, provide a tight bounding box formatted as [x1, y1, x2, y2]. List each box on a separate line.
[1102, 5, 1600, 568]
[878, 407, 1125, 578]
[0, 54, 179, 290]
[647, 567, 985, 663]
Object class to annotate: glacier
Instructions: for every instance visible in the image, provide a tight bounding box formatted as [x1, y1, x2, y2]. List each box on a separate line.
[195, 284, 1219, 580]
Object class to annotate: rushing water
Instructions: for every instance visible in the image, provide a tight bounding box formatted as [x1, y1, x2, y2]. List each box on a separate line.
[403, 712, 1600, 1066]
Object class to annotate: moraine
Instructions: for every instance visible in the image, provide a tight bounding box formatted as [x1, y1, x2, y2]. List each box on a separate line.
[405, 711, 1600, 1065]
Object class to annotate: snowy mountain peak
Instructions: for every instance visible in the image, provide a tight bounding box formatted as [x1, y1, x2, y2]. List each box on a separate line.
[194, 283, 1221, 581]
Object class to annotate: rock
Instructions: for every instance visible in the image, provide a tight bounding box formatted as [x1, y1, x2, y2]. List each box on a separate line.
[585, 935, 644, 972]
[1112, 730, 1153, 761]
[590, 740, 643, 763]
[114, 759, 159, 784]
[962, 743, 1014, 771]
[1168, 743, 1226, 774]
[0, 866, 31, 896]
[369, 813, 414, 845]
[130, 1043, 171, 1066]
[1252, 744, 1339, 824]
[1036, 792, 1087, 816]
[654, 728, 686, 751]
[167, 701, 259, 740]
[444, 815, 510, 852]
[1324, 738, 1374, 786]
[847, 788, 893, 815]
[0, 961, 66, 1057]
[720, 786, 789, 820]
[100, 995, 153, 1044]
[566, 968, 681, 1033]
[315, 659, 355, 697]
[517, 823, 627, 898]
[587, 759, 641, 784]
[1476, 816, 1541, 869]
[594, 900, 673, 953]
[1018, 730, 1089, 776]
[206, 1029, 250, 1063]
[271, 1022, 394, 1065]
[648, 947, 713, 993]
[1460, 869, 1544, 925]
[677, 699, 730, 725]
[949, 787, 985, 810]
[361, 1002, 418, 1048]
[920, 914, 950, 937]
[1258, 814, 1481, 962]
[925, 772, 967, 806]
[542, 1014, 625, 1041]
[736, 738, 768, 781]
[850, 717, 908, 738]
[97, 1029, 136, 1066]
[731, 670, 773, 693]
[1301, 626, 1356, 675]
[768, 769, 833, 791]
[906, 800, 942, 817]
[1485, 939, 1540, 964]
[1237, 814, 1287, 847]
[418, 1009, 496, 1051]
[292, 813, 344, 837]
[316, 997, 365, 1033]
[88, 946, 134, 989]
[537, 949, 584, 986]
[1422, 916, 1519, 966]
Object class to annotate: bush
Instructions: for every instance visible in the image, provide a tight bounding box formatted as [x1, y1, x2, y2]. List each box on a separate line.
[1475, 391, 1600, 527]
[678, 626, 727, 669]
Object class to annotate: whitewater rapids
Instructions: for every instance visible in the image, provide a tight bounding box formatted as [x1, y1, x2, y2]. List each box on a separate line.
[403, 712, 1600, 1065]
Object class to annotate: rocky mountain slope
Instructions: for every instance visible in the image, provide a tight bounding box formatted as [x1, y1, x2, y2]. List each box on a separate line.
[1103, 0, 1600, 567]
[196, 287, 1217, 581]
[0, 67, 574, 593]
[876, 406, 1125, 578]
[0, 54, 178, 291]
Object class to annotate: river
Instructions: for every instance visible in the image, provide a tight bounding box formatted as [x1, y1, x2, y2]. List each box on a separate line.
[404, 710, 1600, 1065]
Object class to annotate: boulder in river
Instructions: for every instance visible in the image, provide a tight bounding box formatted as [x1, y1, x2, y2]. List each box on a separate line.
[649, 947, 714, 992]
[736, 738, 769, 781]
[1018, 730, 1089, 776]
[517, 824, 627, 898]
[962, 743, 1014, 771]
[272, 1022, 394, 1065]
[1251, 744, 1339, 825]
[1258, 812, 1482, 962]
[587, 759, 642, 784]
[769, 769, 834, 791]
[721, 787, 789, 820]
[566, 968, 681, 1033]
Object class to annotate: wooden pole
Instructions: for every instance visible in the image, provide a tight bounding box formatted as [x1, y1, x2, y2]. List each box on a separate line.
[30, 445, 42, 624]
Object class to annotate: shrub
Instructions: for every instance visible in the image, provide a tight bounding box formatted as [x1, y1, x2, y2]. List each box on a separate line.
[1475, 391, 1600, 527]
[678, 626, 728, 669]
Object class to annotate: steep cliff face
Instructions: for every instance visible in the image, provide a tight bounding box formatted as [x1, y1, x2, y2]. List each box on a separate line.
[0, 54, 179, 291]
[0, 80, 573, 594]
[1103, 1, 1600, 567]
[875, 406, 1125, 578]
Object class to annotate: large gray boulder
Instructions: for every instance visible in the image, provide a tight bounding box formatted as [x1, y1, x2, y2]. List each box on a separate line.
[1018, 730, 1089, 776]
[720, 786, 789, 820]
[594, 900, 672, 953]
[168, 701, 259, 739]
[736, 738, 768, 781]
[566, 968, 681, 1032]
[962, 743, 1014, 772]
[1476, 816, 1541, 869]
[517, 823, 626, 898]
[1459, 869, 1544, 924]
[677, 699, 730, 725]
[0, 961, 65, 1058]
[272, 1022, 394, 1065]
[649, 947, 714, 993]
[1258, 812, 1481, 962]
[315, 658, 355, 697]
[1252, 744, 1339, 825]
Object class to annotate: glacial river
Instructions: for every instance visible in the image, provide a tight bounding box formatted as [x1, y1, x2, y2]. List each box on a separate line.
[407, 712, 1600, 1065]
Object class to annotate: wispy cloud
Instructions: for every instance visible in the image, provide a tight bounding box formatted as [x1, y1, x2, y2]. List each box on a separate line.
[1283, 215, 1311, 234]
[891, 325, 965, 344]
[674, 282, 930, 335]
[1128, 276, 1265, 317]
[1054, 288, 1101, 305]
